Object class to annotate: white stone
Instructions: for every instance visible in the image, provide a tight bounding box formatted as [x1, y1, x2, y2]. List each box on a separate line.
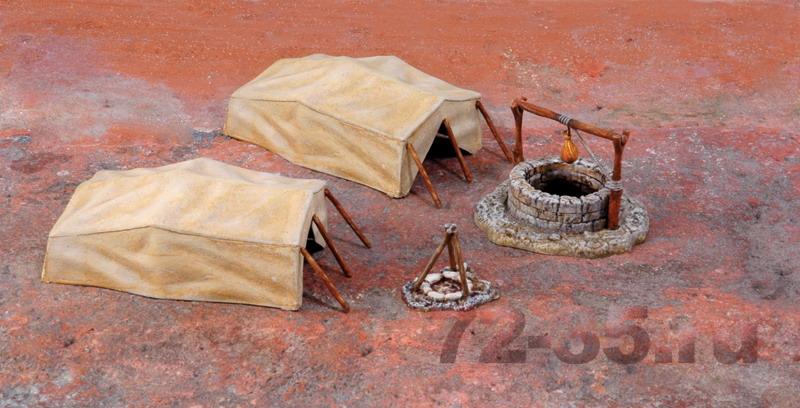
[424, 273, 442, 283]
[444, 291, 463, 300]
[421, 282, 431, 293]
[443, 270, 460, 280]
[427, 291, 445, 301]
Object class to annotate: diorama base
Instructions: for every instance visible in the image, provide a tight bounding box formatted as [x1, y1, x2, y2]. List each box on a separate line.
[401, 267, 500, 312]
[474, 181, 649, 258]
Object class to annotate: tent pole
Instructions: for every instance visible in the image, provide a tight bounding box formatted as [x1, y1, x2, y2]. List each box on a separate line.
[476, 100, 513, 162]
[300, 247, 350, 313]
[312, 215, 353, 278]
[442, 119, 473, 183]
[406, 143, 443, 208]
[324, 188, 371, 248]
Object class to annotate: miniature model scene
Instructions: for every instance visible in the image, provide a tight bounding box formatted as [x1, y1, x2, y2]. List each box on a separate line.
[402, 224, 499, 311]
[3, 1, 799, 406]
[42, 158, 368, 312]
[224, 54, 510, 207]
[476, 99, 649, 258]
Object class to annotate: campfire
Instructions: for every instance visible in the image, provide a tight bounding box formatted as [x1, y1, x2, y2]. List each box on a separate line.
[402, 224, 499, 311]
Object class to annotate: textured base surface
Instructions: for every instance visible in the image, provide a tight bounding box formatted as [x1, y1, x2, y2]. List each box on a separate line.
[475, 181, 649, 258]
[2, 1, 800, 406]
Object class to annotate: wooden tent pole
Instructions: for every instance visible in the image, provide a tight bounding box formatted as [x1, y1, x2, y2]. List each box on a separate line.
[407, 143, 443, 208]
[312, 215, 353, 278]
[476, 100, 513, 162]
[324, 188, 371, 248]
[442, 119, 473, 183]
[300, 247, 350, 313]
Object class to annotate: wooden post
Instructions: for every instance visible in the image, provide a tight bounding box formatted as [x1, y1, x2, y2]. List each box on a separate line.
[412, 231, 453, 291]
[511, 104, 525, 163]
[606, 133, 627, 230]
[442, 119, 473, 183]
[300, 247, 350, 313]
[324, 188, 371, 248]
[450, 231, 470, 298]
[476, 100, 513, 162]
[446, 235, 458, 271]
[407, 143, 443, 208]
[312, 215, 353, 277]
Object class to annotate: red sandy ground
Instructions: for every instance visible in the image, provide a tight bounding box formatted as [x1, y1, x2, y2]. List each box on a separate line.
[1, 1, 799, 406]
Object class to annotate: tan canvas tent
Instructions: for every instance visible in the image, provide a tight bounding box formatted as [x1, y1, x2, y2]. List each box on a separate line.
[224, 54, 510, 205]
[42, 158, 368, 312]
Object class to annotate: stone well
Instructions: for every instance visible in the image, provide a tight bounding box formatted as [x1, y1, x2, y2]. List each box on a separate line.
[475, 157, 649, 258]
[508, 158, 610, 233]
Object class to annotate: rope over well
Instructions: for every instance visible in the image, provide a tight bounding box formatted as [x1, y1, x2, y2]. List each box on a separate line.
[556, 112, 609, 174]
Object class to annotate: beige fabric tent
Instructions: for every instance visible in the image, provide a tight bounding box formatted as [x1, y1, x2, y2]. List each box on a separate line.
[224, 54, 510, 201]
[42, 158, 363, 311]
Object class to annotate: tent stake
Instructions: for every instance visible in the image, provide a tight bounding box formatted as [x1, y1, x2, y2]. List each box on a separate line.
[442, 119, 473, 183]
[324, 188, 371, 248]
[312, 215, 353, 278]
[407, 143, 443, 208]
[476, 100, 513, 162]
[300, 247, 350, 313]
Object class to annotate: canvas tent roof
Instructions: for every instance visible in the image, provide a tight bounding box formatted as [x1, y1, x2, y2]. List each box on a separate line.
[224, 54, 485, 197]
[42, 158, 330, 310]
[49, 157, 327, 246]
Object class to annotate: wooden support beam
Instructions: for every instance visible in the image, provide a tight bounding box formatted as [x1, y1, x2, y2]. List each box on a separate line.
[300, 247, 350, 313]
[450, 232, 470, 298]
[513, 98, 623, 141]
[312, 215, 353, 278]
[407, 143, 442, 208]
[324, 188, 371, 248]
[446, 235, 458, 271]
[412, 231, 453, 291]
[476, 100, 513, 162]
[442, 119, 473, 183]
[511, 105, 525, 163]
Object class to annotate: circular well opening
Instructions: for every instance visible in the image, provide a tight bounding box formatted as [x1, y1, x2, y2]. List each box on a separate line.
[530, 174, 599, 197]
